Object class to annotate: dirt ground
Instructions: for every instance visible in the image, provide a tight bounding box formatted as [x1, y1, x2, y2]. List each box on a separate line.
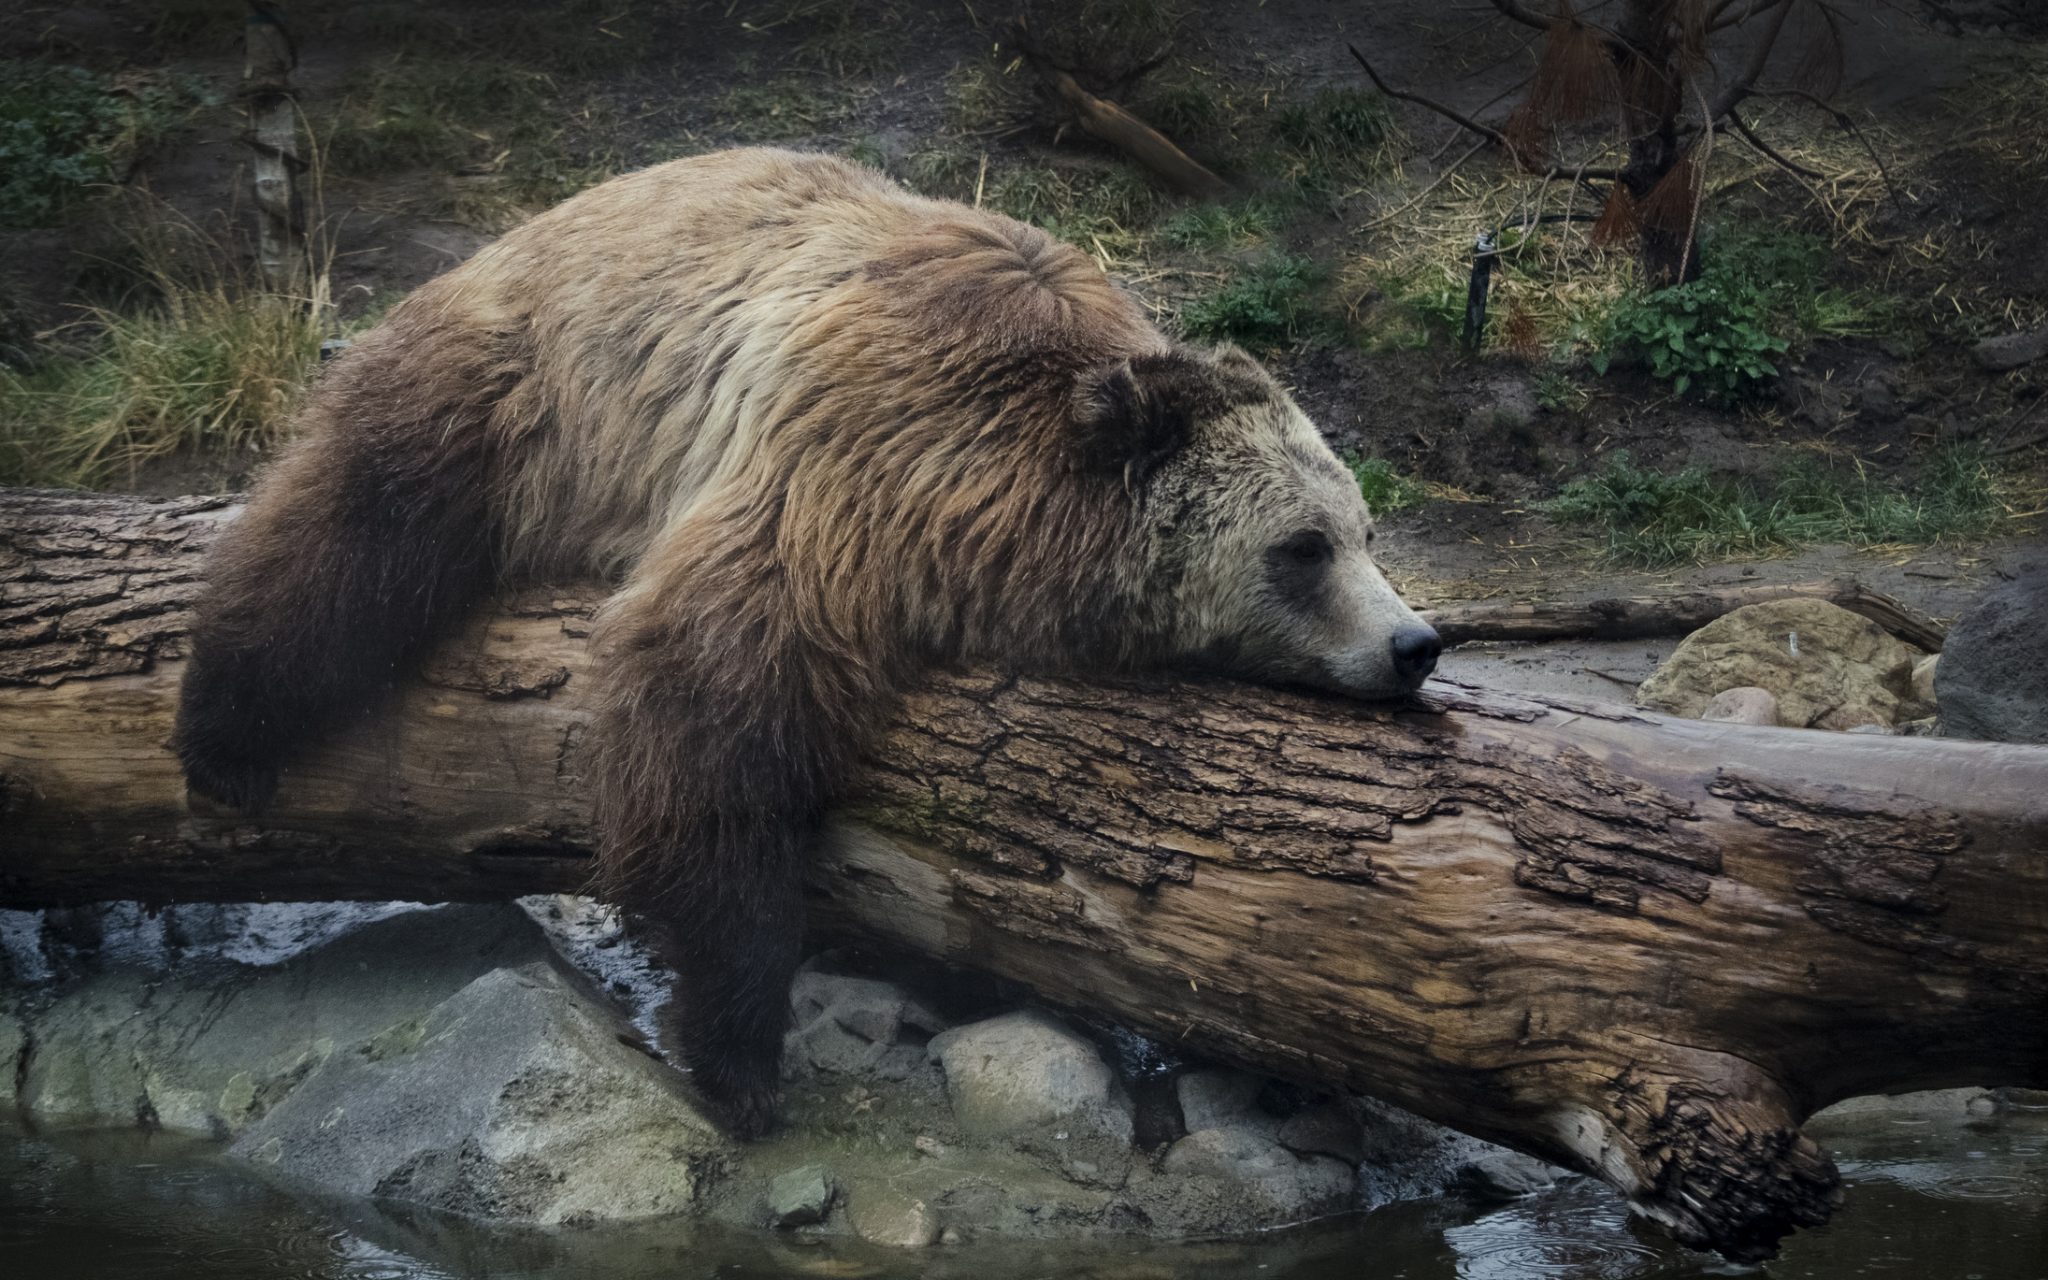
[3, 0, 2044, 628]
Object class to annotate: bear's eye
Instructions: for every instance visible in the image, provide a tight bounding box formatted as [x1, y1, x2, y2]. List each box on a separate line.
[1275, 530, 1333, 565]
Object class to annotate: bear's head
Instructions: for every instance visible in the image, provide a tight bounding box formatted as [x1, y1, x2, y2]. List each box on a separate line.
[1075, 346, 1440, 700]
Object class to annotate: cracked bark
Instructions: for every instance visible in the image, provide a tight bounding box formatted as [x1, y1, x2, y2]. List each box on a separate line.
[3, 490, 2045, 1260]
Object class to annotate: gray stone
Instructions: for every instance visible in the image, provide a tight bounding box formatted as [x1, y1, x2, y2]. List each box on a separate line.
[1973, 327, 2048, 372]
[1461, 1150, 1565, 1198]
[1912, 652, 1940, 706]
[0, 1004, 23, 1108]
[1175, 1069, 1262, 1134]
[1637, 599, 1930, 730]
[845, 1184, 941, 1248]
[1276, 1101, 1367, 1166]
[18, 904, 550, 1136]
[766, 1164, 835, 1227]
[1700, 685, 1781, 726]
[787, 969, 947, 1082]
[1159, 1126, 1357, 1220]
[229, 963, 730, 1225]
[1936, 572, 2048, 743]
[928, 1010, 1127, 1140]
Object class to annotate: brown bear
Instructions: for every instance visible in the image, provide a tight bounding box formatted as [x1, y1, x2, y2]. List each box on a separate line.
[174, 148, 1441, 1135]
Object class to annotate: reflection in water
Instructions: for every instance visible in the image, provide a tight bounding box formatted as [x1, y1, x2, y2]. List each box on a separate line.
[4, 1098, 2045, 1280]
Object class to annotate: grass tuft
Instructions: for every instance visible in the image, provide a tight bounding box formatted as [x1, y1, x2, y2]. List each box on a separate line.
[1542, 447, 2010, 566]
[0, 215, 337, 489]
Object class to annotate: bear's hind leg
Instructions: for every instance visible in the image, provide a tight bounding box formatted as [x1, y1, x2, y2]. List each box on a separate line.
[175, 372, 498, 810]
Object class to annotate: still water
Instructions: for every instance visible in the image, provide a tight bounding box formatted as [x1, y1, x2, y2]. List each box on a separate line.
[4, 1098, 2044, 1280]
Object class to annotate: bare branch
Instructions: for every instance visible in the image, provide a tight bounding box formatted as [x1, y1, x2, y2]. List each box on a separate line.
[1724, 107, 1825, 178]
[1707, 0, 1798, 119]
[1348, 42, 1514, 150]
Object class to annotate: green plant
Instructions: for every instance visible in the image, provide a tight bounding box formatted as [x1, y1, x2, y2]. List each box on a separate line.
[0, 62, 209, 227]
[1179, 255, 1330, 347]
[1542, 448, 2007, 566]
[1534, 369, 1590, 413]
[1158, 198, 1281, 249]
[1346, 454, 1427, 515]
[318, 57, 554, 175]
[1596, 274, 1788, 405]
[1271, 87, 1395, 201]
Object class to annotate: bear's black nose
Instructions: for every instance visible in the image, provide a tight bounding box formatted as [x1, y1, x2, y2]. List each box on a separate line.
[1389, 624, 1442, 684]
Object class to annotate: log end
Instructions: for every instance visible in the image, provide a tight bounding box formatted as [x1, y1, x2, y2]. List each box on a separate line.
[1538, 1051, 1842, 1262]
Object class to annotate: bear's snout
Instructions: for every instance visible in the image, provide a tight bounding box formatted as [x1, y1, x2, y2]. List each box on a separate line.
[1389, 623, 1442, 685]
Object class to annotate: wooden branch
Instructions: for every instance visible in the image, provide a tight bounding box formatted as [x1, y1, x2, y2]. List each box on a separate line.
[1706, 0, 1797, 122]
[1349, 43, 1514, 152]
[1038, 66, 1227, 198]
[5, 491, 2046, 1261]
[1420, 578, 1947, 651]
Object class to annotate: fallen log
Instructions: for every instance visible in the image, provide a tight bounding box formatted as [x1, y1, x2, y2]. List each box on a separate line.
[1421, 578, 1948, 651]
[3, 489, 2045, 1261]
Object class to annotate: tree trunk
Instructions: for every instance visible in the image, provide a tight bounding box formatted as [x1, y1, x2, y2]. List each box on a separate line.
[242, 6, 303, 295]
[4, 490, 2046, 1261]
[1422, 578, 1947, 651]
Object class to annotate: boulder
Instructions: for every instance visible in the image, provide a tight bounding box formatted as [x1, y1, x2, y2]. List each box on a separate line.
[1936, 571, 2048, 743]
[230, 962, 731, 1225]
[927, 1011, 1129, 1141]
[786, 968, 947, 1083]
[17, 904, 551, 1135]
[1699, 685, 1781, 726]
[0, 1004, 23, 1107]
[1276, 1101, 1368, 1166]
[1159, 1126, 1357, 1222]
[845, 1184, 941, 1248]
[1174, 1069, 1263, 1134]
[1635, 598, 1929, 730]
[927, 1008, 1134, 1189]
[766, 1164, 835, 1227]
[1460, 1150, 1565, 1198]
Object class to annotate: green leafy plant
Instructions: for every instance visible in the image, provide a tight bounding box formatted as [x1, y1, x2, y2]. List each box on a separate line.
[0, 62, 208, 227]
[1346, 454, 1428, 515]
[1158, 197, 1282, 249]
[1596, 274, 1788, 405]
[1179, 254, 1330, 347]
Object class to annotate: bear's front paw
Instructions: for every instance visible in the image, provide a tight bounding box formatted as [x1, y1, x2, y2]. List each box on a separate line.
[177, 739, 281, 814]
[696, 1065, 782, 1140]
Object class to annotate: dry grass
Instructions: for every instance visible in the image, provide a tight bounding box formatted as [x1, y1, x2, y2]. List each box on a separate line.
[0, 204, 340, 489]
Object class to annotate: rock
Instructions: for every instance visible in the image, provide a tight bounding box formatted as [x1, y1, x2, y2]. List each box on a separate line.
[928, 1008, 1134, 1189]
[928, 1010, 1128, 1140]
[17, 904, 551, 1135]
[1845, 723, 1895, 735]
[846, 1185, 941, 1248]
[0, 1004, 23, 1107]
[1636, 599, 1929, 730]
[1912, 652, 1939, 706]
[1460, 1150, 1565, 1198]
[1276, 1101, 1367, 1166]
[1973, 327, 2048, 372]
[1159, 1126, 1357, 1221]
[1936, 572, 2048, 743]
[1699, 685, 1781, 726]
[1175, 1069, 1262, 1134]
[229, 963, 731, 1225]
[767, 1164, 835, 1227]
[787, 968, 947, 1083]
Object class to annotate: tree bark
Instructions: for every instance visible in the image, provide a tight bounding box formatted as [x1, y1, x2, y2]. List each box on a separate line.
[4, 490, 2045, 1261]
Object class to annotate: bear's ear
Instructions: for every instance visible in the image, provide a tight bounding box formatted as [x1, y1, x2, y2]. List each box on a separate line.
[1070, 352, 1212, 491]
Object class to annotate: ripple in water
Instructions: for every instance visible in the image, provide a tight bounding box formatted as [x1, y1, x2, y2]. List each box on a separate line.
[1442, 1181, 1665, 1280]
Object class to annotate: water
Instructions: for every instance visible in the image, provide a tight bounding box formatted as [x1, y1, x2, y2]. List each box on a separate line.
[4, 1098, 2044, 1280]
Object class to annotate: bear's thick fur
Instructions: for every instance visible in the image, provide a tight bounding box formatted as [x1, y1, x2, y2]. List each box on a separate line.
[174, 149, 1439, 1134]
